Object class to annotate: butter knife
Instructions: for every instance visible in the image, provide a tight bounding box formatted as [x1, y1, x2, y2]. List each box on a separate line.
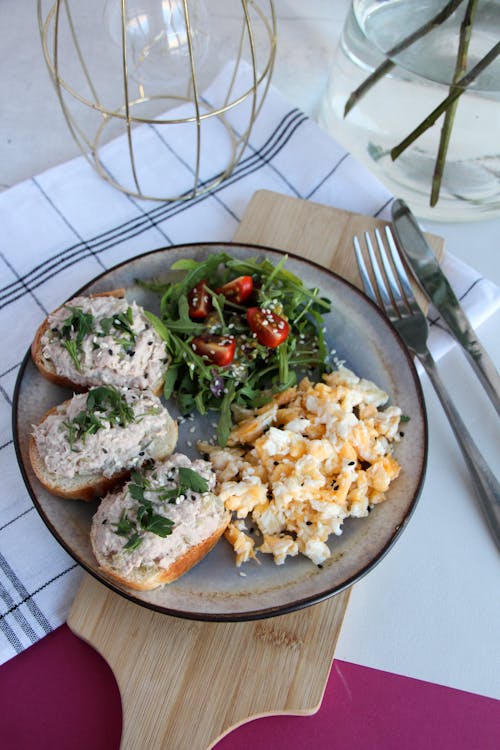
[391, 199, 500, 416]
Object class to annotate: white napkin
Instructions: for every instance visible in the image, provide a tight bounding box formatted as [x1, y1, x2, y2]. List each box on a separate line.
[1, 66, 498, 666]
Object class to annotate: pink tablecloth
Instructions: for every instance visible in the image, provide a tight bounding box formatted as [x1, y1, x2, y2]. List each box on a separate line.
[1, 624, 498, 750]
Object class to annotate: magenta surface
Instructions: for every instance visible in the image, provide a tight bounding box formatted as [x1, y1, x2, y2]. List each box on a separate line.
[0, 624, 498, 750]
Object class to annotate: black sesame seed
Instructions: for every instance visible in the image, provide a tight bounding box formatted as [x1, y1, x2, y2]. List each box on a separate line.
[317, 564, 323, 569]
[400, 431, 405, 437]
[139, 451, 145, 456]
[108, 349, 113, 355]
[348, 461, 355, 466]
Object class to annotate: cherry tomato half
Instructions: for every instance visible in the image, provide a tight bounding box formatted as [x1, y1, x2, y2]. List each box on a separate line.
[191, 333, 236, 367]
[246, 307, 290, 349]
[188, 280, 212, 319]
[216, 275, 254, 304]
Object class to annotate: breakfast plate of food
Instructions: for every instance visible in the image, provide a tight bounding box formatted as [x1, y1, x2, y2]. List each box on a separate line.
[13, 241, 427, 620]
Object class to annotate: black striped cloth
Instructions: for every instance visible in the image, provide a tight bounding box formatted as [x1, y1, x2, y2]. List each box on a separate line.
[0, 73, 497, 664]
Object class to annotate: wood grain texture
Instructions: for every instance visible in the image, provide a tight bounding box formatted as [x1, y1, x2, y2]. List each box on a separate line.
[68, 190, 444, 750]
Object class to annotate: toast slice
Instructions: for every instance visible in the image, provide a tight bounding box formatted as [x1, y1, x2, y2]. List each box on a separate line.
[31, 290, 168, 395]
[29, 386, 178, 501]
[91, 454, 230, 590]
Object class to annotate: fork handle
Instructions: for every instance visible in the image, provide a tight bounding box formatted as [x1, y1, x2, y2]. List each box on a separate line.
[419, 350, 500, 552]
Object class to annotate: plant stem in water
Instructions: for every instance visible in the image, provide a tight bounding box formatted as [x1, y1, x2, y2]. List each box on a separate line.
[430, 0, 479, 206]
[344, 0, 466, 117]
[390, 41, 500, 161]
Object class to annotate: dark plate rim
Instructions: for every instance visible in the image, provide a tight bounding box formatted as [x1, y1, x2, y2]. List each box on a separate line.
[12, 240, 428, 621]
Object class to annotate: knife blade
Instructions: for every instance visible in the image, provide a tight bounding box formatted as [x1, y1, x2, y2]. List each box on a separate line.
[391, 198, 500, 416]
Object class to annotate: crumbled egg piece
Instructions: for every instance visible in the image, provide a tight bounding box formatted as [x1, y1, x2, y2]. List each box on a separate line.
[200, 366, 403, 568]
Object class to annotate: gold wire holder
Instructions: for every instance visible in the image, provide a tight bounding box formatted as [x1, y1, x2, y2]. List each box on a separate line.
[38, 0, 277, 202]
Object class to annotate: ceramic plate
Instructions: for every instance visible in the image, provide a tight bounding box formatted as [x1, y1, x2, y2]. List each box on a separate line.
[13, 242, 427, 621]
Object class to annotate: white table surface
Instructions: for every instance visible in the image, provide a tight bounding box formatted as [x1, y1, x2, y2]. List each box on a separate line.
[2, 0, 499, 700]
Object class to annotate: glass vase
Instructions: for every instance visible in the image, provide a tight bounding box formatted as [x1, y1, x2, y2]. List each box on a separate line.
[319, 0, 500, 222]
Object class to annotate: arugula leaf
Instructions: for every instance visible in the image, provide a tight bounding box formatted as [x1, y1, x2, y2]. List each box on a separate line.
[217, 381, 236, 447]
[142, 252, 333, 444]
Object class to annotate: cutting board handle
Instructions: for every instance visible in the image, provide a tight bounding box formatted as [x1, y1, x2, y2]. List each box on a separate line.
[68, 574, 349, 749]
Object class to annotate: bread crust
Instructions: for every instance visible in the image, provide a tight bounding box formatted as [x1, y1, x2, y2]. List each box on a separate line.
[31, 289, 164, 396]
[95, 517, 229, 590]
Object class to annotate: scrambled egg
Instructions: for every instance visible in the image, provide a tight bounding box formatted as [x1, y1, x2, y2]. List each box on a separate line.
[199, 366, 402, 567]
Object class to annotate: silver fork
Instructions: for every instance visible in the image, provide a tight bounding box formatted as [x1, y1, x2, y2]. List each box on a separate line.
[354, 226, 500, 552]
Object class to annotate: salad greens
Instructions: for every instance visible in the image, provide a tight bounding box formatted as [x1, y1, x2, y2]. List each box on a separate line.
[141, 252, 332, 446]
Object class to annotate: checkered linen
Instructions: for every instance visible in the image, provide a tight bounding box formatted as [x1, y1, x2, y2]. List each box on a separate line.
[1, 71, 498, 665]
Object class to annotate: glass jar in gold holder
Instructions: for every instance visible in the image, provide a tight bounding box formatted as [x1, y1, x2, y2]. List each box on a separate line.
[38, 0, 276, 202]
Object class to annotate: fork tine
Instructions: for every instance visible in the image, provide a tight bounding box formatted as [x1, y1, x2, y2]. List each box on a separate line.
[374, 228, 405, 312]
[384, 226, 416, 303]
[364, 231, 393, 310]
[353, 235, 377, 303]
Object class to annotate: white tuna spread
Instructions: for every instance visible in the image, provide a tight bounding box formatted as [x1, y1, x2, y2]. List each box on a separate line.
[32, 388, 172, 479]
[41, 295, 168, 390]
[91, 454, 224, 576]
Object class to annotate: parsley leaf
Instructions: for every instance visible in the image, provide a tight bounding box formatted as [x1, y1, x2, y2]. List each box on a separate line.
[58, 306, 94, 371]
[64, 386, 135, 447]
[178, 467, 209, 494]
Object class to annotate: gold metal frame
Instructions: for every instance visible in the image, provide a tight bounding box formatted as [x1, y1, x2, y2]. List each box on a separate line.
[38, 0, 277, 201]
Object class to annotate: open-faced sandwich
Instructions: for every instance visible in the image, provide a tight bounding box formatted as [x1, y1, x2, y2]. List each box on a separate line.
[29, 385, 178, 501]
[90, 453, 230, 590]
[31, 290, 169, 394]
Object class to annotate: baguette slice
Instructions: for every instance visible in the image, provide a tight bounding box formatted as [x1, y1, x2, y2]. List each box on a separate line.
[29, 386, 178, 501]
[31, 289, 168, 396]
[91, 454, 230, 590]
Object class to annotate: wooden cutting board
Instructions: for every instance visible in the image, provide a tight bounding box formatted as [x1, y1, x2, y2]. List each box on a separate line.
[68, 190, 444, 750]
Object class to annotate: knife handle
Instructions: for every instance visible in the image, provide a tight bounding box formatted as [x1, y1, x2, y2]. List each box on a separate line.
[460, 337, 500, 418]
[418, 350, 500, 552]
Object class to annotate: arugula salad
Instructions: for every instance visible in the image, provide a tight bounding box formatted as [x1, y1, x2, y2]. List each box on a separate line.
[142, 252, 333, 446]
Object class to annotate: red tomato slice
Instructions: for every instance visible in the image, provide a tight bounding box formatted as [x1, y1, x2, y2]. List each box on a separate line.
[246, 307, 290, 349]
[191, 334, 236, 367]
[217, 275, 254, 304]
[188, 280, 212, 319]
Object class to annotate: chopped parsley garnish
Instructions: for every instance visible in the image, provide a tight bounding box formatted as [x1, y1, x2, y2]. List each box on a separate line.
[113, 465, 208, 550]
[59, 306, 94, 371]
[128, 466, 209, 504]
[140, 252, 332, 446]
[64, 385, 135, 448]
[100, 307, 136, 353]
[56, 304, 138, 368]
[113, 505, 174, 551]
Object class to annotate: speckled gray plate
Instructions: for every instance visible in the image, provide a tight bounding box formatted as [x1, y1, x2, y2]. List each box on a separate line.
[13, 242, 427, 621]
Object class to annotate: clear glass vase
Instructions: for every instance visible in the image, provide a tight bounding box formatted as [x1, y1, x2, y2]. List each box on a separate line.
[319, 0, 500, 222]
